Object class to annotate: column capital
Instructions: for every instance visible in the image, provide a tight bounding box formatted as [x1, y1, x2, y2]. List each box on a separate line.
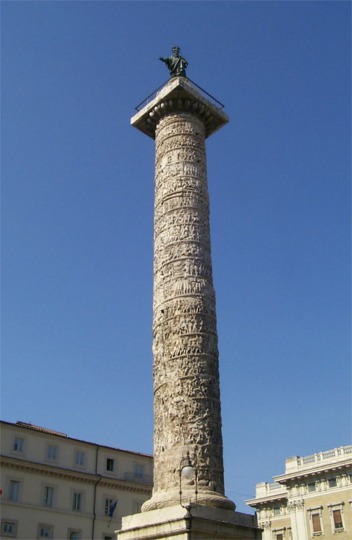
[131, 77, 229, 140]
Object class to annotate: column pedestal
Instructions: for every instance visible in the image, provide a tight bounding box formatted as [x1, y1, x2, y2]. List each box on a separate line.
[117, 505, 260, 540]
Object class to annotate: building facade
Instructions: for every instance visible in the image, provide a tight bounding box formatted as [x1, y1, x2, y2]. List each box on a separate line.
[246, 445, 352, 540]
[0, 420, 153, 540]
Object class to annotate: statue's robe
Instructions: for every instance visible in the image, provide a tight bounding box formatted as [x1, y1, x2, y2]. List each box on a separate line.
[164, 56, 188, 77]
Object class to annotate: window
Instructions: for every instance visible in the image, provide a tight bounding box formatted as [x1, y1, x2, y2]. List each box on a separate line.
[13, 437, 24, 452]
[273, 528, 285, 540]
[307, 482, 316, 492]
[104, 498, 115, 516]
[332, 509, 343, 530]
[311, 513, 322, 534]
[273, 506, 281, 516]
[1, 520, 17, 537]
[106, 458, 114, 472]
[72, 492, 82, 512]
[38, 524, 53, 539]
[43, 486, 54, 507]
[47, 445, 57, 460]
[103, 536, 113, 540]
[329, 504, 345, 532]
[75, 451, 85, 466]
[328, 477, 337, 488]
[8, 480, 20, 502]
[308, 507, 324, 536]
[134, 463, 144, 479]
[68, 530, 81, 540]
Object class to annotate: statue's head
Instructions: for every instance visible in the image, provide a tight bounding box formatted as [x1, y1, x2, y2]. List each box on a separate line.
[172, 46, 180, 56]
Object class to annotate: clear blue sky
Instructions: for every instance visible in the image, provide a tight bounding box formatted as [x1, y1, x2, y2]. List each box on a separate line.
[2, 1, 351, 513]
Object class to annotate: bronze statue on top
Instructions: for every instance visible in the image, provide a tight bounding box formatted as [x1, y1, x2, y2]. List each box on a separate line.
[159, 46, 188, 78]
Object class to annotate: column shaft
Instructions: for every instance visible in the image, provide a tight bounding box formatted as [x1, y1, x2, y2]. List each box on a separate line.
[143, 112, 233, 511]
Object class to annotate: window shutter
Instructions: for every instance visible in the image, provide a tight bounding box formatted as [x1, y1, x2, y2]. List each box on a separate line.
[333, 509, 343, 528]
[312, 513, 321, 532]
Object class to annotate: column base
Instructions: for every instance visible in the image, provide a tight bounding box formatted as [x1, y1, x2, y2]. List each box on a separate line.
[142, 489, 236, 512]
[117, 504, 261, 540]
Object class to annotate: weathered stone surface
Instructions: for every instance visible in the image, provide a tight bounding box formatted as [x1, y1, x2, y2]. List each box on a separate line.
[118, 77, 261, 540]
[140, 110, 234, 512]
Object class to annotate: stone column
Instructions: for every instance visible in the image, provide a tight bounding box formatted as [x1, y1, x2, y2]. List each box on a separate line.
[117, 76, 260, 540]
[132, 78, 234, 513]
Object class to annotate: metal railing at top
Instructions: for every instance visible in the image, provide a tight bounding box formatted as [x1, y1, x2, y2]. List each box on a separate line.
[135, 77, 225, 112]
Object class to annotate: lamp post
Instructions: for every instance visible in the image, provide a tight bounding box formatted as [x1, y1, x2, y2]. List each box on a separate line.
[179, 451, 198, 540]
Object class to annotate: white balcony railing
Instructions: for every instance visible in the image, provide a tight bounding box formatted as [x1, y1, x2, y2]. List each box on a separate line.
[295, 445, 352, 470]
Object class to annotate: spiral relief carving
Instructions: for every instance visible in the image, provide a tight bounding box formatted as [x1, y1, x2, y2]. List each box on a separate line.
[142, 111, 235, 512]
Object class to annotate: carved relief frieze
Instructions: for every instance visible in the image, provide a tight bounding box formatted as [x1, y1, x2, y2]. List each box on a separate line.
[154, 218, 210, 242]
[154, 295, 215, 318]
[155, 191, 209, 214]
[155, 179, 207, 204]
[149, 111, 226, 504]
[155, 206, 207, 229]
[154, 242, 212, 268]
[156, 134, 205, 156]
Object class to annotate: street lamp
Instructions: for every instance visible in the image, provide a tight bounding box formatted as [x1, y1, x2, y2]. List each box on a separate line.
[181, 451, 196, 480]
[179, 450, 198, 539]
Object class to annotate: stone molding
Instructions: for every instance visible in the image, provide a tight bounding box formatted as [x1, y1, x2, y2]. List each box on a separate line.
[287, 499, 305, 511]
[146, 97, 216, 139]
[0, 456, 150, 494]
[131, 77, 228, 139]
[118, 505, 259, 540]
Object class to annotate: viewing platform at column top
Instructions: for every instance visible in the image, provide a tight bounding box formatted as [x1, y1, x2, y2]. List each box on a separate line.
[131, 76, 229, 140]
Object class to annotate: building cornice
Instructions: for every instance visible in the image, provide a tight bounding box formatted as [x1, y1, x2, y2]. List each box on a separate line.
[273, 458, 352, 484]
[246, 492, 288, 508]
[246, 482, 288, 508]
[1, 420, 153, 459]
[0, 455, 151, 494]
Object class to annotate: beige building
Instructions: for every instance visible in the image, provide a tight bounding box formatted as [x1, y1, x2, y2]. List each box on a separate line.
[246, 445, 352, 540]
[0, 420, 153, 539]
